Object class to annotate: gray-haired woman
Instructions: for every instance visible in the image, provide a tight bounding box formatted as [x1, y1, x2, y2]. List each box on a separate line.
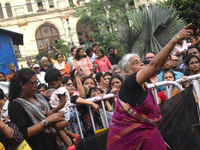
[107, 24, 193, 150]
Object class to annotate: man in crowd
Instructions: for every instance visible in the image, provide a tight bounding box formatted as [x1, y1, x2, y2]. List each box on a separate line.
[40, 57, 52, 72]
[172, 56, 184, 73]
[6, 63, 16, 81]
[33, 64, 46, 84]
[145, 52, 156, 62]
[108, 47, 121, 65]
[157, 55, 184, 92]
[27, 59, 34, 70]
[186, 46, 200, 59]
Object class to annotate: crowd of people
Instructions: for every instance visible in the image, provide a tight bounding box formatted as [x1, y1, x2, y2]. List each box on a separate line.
[0, 24, 200, 149]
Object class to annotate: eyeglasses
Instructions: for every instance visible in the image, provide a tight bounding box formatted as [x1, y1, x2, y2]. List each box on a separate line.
[172, 59, 178, 62]
[189, 61, 199, 65]
[65, 83, 75, 86]
[29, 80, 39, 86]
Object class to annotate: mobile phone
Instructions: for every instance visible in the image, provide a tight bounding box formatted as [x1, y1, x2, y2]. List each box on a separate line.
[1, 115, 5, 118]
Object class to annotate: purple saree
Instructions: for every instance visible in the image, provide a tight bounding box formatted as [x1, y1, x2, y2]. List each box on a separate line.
[107, 87, 167, 150]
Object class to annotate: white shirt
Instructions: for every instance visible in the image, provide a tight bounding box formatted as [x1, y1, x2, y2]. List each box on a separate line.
[36, 71, 46, 84]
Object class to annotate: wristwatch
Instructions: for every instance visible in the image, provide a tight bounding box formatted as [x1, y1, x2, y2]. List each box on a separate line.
[42, 120, 48, 127]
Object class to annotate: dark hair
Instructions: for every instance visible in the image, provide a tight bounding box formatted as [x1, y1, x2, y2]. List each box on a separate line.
[9, 68, 35, 101]
[86, 47, 93, 56]
[144, 51, 156, 57]
[37, 83, 47, 92]
[70, 69, 76, 79]
[71, 46, 76, 52]
[92, 43, 98, 48]
[103, 72, 113, 79]
[185, 55, 200, 66]
[70, 68, 83, 79]
[97, 49, 104, 57]
[96, 72, 104, 83]
[55, 53, 63, 60]
[86, 86, 104, 98]
[45, 68, 61, 83]
[109, 75, 123, 88]
[186, 46, 200, 56]
[162, 71, 176, 81]
[82, 76, 97, 86]
[61, 76, 72, 85]
[108, 47, 114, 52]
[74, 48, 87, 61]
[0, 88, 5, 99]
[0, 72, 6, 81]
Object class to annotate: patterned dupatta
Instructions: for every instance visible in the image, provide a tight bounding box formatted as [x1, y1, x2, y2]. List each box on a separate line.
[107, 88, 161, 150]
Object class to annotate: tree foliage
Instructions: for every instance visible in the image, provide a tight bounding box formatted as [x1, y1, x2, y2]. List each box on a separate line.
[165, 0, 200, 34]
[74, 0, 133, 55]
[116, 3, 185, 56]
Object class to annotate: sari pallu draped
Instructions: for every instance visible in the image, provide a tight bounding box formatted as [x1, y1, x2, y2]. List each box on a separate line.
[107, 88, 167, 150]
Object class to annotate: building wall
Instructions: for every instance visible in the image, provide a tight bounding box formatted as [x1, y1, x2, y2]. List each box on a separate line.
[0, 0, 81, 68]
[0, 0, 164, 68]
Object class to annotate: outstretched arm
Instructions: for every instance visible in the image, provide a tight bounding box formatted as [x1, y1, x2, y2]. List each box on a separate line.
[137, 23, 193, 85]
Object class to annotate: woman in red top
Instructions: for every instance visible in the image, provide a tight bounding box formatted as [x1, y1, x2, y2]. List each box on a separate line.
[95, 49, 112, 72]
[157, 71, 180, 103]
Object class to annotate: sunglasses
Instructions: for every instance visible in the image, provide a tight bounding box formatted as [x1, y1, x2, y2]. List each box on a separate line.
[65, 83, 75, 86]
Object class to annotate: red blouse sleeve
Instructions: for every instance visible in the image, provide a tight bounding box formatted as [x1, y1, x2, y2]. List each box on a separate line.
[157, 91, 167, 103]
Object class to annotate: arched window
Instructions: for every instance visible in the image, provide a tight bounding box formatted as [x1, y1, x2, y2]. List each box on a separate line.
[0, 4, 4, 18]
[5, 3, 12, 17]
[77, 21, 93, 45]
[35, 25, 60, 51]
[26, 0, 33, 12]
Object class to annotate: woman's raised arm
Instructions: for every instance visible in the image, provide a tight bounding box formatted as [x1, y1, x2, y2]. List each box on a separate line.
[137, 23, 193, 85]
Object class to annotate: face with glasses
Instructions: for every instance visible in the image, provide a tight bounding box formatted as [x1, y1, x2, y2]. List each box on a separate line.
[64, 79, 75, 95]
[20, 75, 38, 97]
[111, 78, 122, 89]
[172, 56, 179, 68]
[188, 57, 200, 73]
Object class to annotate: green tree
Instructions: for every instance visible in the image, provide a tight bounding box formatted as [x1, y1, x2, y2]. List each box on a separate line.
[165, 0, 200, 34]
[74, 0, 133, 55]
[116, 4, 185, 56]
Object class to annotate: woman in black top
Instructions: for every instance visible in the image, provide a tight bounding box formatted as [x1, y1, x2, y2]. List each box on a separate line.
[8, 68, 67, 150]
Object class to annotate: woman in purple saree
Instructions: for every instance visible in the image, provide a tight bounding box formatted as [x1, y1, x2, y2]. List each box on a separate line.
[107, 24, 193, 150]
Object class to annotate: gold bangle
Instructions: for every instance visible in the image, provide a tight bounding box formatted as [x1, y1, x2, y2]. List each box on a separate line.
[1, 124, 8, 132]
[175, 34, 180, 40]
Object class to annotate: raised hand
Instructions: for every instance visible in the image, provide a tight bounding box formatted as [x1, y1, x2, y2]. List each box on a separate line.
[177, 23, 193, 40]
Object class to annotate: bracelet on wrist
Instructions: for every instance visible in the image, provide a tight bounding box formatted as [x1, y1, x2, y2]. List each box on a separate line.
[1, 124, 8, 131]
[175, 34, 180, 40]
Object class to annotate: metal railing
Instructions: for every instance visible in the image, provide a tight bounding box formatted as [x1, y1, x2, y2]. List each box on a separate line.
[69, 93, 117, 139]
